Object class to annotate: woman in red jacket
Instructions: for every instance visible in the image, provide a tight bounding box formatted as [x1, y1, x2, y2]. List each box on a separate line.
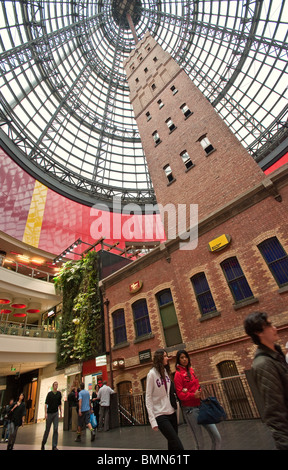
[174, 349, 221, 450]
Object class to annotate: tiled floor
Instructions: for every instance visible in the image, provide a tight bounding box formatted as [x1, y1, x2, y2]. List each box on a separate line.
[0, 419, 275, 451]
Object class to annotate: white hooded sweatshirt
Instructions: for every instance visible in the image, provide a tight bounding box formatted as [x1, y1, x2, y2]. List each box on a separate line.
[145, 367, 175, 429]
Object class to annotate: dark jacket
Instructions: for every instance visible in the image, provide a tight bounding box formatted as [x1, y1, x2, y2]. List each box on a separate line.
[10, 402, 26, 427]
[252, 343, 288, 450]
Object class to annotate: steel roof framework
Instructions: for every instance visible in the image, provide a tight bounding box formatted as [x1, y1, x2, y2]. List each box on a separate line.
[0, 0, 287, 208]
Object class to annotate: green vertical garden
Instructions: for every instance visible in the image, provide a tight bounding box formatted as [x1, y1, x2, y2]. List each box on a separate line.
[54, 251, 104, 368]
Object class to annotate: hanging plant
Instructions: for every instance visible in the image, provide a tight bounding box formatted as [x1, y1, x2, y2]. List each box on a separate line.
[55, 251, 104, 368]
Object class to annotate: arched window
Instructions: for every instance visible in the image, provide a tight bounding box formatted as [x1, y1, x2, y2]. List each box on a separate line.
[258, 236, 288, 287]
[132, 299, 151, 338]
[117, 381, 132, 396]
[112, 309, 127, 346]
[191, 272, 216, 315]
[180, 103, 192, 118]
[156, 289, 182, 347]
[217, 361, 254, 419]
[199, 135, 214, 155]
[221, 257, 253, 303]
[163, 164, 174, 183]
[180, 150, 194, 170]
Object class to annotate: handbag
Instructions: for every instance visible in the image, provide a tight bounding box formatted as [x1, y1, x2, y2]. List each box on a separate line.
[90, 412, 97, 429]
[169, 381, 178, 410]
[197, 396, 226, 425]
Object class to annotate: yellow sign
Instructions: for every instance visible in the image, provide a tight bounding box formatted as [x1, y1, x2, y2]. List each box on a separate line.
[208, 234, 231, 252]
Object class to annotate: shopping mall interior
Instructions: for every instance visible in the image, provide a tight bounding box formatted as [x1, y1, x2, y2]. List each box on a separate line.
[0, 0, 287, 449]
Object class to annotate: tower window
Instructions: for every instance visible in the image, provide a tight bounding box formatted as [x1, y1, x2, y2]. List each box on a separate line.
[180, 150, 194, 170]
[171, 85, 178, 95]
[166, 118, 176, 132]
[221, 257, 254, 303]
[199, 136, 215, 155]
[152, 131, 161, 145]
[146, 111, 151, 121]
[144, 67, 148, 73]
[180, 104, 192, 119]
[135, 77, 139, 83]
[258, 237, 288, 287]
[157, 99, 164, 109]
[163, 164, 175, 184]
[153, 57, 158, 62]
[151, 83, 156, 91]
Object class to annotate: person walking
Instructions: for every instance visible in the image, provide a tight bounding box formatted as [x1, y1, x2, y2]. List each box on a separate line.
[145, 349, 184, 450]
[41, 381, 62, 450]
[97, 381, 114, 432]
[91, 384, 100, 427]
[174, 349, 221, 450]
[244, 311, 288, 450]
[6, 393, 26, 450]
[1, 398, 13, 442]
[75, 382, 95, 442]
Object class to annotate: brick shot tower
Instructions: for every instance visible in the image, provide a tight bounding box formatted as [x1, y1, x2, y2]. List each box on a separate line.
[123, 33, 265, 237]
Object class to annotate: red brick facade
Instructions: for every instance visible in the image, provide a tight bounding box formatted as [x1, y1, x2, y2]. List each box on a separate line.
[100, 34, 288, 394]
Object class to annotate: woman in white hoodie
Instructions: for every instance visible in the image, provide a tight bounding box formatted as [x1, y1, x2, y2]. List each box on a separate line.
[145, 349, 184, 450]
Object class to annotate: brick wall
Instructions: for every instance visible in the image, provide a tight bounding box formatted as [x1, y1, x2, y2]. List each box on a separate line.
[108, 34, 288, 392]
[125, 33, 264, 235]
[102, 186, 288, 390]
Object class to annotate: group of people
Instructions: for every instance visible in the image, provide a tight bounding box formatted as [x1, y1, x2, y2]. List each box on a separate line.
[1, 393, 26, 450]
[145, 349, 221, 450]
[2, 310, 288, 451]
[146, 311, 288, 451]
[41, 380, 114, 449]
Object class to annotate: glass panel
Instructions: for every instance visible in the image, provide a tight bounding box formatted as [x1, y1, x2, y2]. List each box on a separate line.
[258, 237, 288, 286]
[191, 272, 217, 314]
[164, 324, 182, 347]
[132, 300, 151, 337]
[221, 257, 253, 302]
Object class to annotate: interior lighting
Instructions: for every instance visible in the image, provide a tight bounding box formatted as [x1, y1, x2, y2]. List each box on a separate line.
[1, 308, 12, 314]
[26, 302, 41, 313]
[11, 298, 28, 309]
[0, 293, 12, 304]
[31, 258, 44, 265]
[52, 238, 82, 264]
[17, 255, 30, 262]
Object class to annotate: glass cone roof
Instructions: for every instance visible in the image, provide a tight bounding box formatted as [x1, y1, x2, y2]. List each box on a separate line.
[0, 0, 287, 208]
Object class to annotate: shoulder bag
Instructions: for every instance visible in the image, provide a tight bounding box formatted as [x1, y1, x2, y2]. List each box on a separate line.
[169, 381, 178, 410]
[197, 396, 226, 425]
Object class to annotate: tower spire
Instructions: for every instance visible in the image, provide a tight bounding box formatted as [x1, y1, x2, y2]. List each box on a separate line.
[126, 12, 139, 44]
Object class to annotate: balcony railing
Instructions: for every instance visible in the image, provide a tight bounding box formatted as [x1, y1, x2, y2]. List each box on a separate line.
[0, 320, 57, 338]
[0, 255, 54, 282]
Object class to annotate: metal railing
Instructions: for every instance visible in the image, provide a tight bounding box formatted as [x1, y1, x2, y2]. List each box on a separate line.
[0, 320, 57, 338]
[0, 255, 54, 282]
[118, 374, 260, 426]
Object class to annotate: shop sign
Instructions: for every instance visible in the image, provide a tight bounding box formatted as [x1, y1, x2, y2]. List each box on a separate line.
[208, 234, 231, 252]
[128, 280, 143, 294]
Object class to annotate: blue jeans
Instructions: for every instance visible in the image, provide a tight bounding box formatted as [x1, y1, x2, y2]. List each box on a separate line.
[7, 422, 19, 449]
[156, 413, 184, 450]
[183, 406, 221, 450]
[42, 412, 59, 449]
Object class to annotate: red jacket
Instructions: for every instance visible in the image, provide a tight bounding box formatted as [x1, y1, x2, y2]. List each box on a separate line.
[174, 365, 201, 407]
